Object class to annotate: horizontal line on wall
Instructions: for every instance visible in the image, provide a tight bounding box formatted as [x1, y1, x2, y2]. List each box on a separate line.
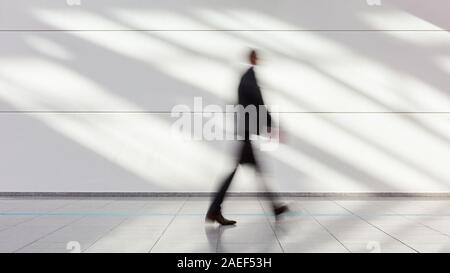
[2, 111, 450, 114]
[1, 192, 450, 198]
[0, 29, 448, 32]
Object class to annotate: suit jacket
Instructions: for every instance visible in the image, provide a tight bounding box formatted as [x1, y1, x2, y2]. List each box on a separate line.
[237, 67, 273, 139]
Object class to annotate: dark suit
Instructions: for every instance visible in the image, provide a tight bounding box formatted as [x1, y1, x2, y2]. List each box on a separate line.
[238, 67, 272, 139]
[208, 67, 275, 215]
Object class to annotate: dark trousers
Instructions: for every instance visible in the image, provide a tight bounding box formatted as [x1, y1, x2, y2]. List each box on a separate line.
[207, 140, 276, 215]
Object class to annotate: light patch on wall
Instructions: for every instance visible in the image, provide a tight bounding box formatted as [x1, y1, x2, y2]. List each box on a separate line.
[361, 10, 450, 45]
[437, 56, 450, 75]
[260, 144, 369, 192]
[361, 10, 443, 30]
[111, 9, 211, 30]
[111, 9, 248, 64]
[24, 35, 73, 60]
[193, 8, 349, 59]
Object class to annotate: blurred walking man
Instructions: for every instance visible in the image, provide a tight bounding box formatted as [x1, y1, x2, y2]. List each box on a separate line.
[206, 50, 288, 225]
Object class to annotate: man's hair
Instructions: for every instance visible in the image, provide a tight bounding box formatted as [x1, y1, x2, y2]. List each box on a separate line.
[249, 49, 257, 62]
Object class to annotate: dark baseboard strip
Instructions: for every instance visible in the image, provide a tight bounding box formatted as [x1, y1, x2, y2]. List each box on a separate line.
[1, 192, 450, 198]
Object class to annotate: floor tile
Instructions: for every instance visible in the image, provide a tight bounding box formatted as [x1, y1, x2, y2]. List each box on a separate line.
[151, 243, 216, 253]
[218, 243, 282, 253]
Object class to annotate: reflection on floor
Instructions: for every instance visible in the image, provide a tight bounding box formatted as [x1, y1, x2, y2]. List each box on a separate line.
[1, 197, 450, 253]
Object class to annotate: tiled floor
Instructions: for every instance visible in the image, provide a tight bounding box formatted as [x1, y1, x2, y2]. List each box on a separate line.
[1, 197, 450, 253]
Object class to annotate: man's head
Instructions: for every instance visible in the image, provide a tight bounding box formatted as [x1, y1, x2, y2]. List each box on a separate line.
[249, 50, 258, 66]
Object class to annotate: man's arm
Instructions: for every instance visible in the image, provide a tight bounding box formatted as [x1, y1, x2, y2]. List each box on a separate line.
[253, 84, 273, 131]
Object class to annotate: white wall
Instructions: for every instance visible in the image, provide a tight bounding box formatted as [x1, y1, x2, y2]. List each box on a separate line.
[1, 0, 450, 192]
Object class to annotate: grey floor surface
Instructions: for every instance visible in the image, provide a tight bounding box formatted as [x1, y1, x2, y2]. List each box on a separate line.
[1, 197, 450, 253]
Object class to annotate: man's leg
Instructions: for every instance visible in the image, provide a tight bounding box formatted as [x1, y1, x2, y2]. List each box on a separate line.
[207, 167, 237, 216]
[206, 141, 249, 225]
[250, 142, 289, 218]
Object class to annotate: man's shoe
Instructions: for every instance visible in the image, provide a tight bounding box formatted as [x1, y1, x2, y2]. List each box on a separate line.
[206, 212, 237, 226]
